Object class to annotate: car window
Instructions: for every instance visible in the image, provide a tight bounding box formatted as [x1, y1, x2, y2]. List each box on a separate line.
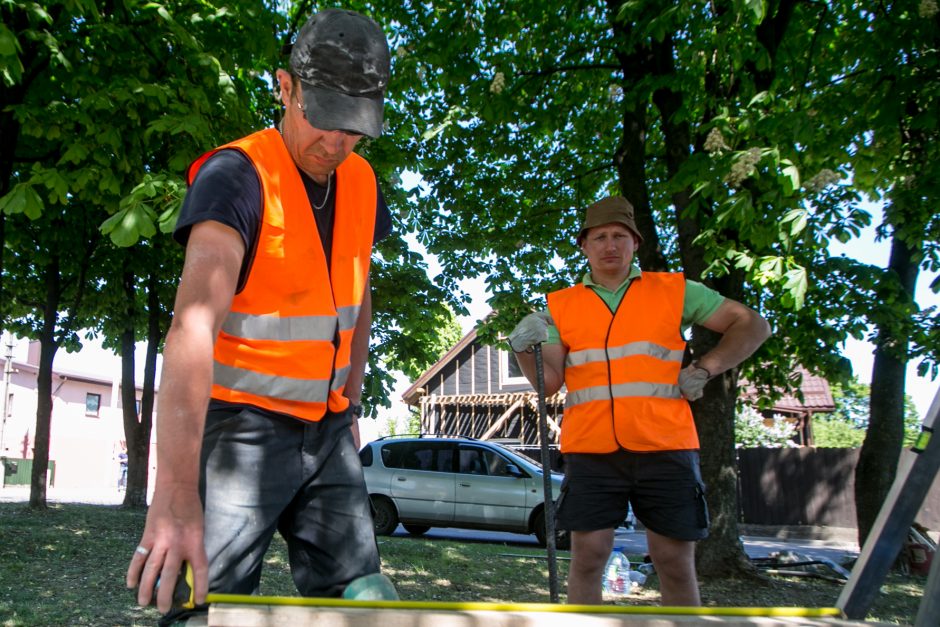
[359, 445, 373, 467]
[381, 443, 403, 468]
[485, 449, 513, 476]
[405, 447, 430, 470]
[459, 447, 486, 475]
[381, 441, 455, 472]
[458, 446, 516, 477]
[434, 445, 455, 472]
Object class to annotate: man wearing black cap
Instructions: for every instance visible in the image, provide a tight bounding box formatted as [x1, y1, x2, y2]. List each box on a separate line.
[509, 196, 770, 606]
[127, 9, 395, 619]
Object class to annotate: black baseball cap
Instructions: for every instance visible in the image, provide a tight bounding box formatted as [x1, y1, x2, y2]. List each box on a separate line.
[289, 9, 390, 138]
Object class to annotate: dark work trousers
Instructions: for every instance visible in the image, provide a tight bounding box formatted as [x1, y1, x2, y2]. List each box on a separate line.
[200, 405, 380, 596]
[160, 405, 380, 626]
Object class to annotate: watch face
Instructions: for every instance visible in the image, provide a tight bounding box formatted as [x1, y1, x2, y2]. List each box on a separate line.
[351, 404, 363, 417]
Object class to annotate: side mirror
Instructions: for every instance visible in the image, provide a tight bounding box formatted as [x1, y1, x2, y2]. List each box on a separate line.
[505, 464, 524, 478]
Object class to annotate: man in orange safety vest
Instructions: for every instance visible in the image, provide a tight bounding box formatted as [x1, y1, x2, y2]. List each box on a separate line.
[127, 9, 396, 623]
[510, 196, 771, 606]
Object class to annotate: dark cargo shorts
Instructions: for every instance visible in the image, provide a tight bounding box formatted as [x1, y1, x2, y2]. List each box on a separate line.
[555, 449, 709, 542]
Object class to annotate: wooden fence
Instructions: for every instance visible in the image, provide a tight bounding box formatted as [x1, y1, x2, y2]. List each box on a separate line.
[737, 447, 940, 530]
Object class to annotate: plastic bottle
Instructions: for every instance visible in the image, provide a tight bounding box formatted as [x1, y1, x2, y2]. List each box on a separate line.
[602, 548, 630, 596]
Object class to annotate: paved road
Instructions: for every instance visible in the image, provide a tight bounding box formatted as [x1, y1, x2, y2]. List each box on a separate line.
[388, 525, 860, 564]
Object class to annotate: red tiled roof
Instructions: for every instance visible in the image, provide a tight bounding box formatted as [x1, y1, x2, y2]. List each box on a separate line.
[743, 369, 835, 415]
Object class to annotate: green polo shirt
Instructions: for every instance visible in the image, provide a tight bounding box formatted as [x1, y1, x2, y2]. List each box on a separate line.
[545, 266, 725, 344]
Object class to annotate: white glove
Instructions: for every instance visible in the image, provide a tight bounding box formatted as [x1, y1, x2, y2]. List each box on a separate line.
[678, 363, 711, 401]
[507, 311, 553, 353]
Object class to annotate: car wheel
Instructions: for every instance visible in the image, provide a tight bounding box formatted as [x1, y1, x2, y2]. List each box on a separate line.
[371, 496, 399, 536]
[534, 509, 570, 550]
[403, 524, 430, 536]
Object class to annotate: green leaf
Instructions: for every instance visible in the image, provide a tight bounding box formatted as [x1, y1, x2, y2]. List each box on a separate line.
[741, 0, 766, 23]
[748, 91, 771, 108]
[0, 24, 19, 56]
[782, 267, 808, 309]
[100, 204, 156, 247]
[60, 142, 90, 165]
[779, 159, 800, 196]
[0, 183, 44, 219]
[40, 168, 69, 205]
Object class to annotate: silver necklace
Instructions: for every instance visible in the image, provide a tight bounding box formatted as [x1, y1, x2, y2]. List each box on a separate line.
[312, 173, 331, 211]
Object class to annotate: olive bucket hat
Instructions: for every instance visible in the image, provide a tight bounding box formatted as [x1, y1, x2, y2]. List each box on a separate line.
[576, 196, 644, 245]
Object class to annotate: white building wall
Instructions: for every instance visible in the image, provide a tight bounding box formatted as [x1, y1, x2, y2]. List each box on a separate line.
[0, 336, 160, 491]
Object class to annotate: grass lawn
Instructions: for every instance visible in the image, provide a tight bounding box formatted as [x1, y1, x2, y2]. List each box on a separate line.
[0, 503, 925, 626]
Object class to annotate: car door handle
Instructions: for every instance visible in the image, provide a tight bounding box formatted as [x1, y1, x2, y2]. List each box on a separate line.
[397, 477, 407, 482]
[459, 482, 471, 487]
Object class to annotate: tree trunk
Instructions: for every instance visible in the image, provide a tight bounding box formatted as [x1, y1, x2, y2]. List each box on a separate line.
[28, 260, 61, 509]
[855, 231, 919, 546]
[119, 323, 143, 507]
[650, 29, 757, 578]
[607, 1, 668, 272]
[121, 265, 160, 509]
[856, 347, 905, 545]
[691, 323, 757, 577]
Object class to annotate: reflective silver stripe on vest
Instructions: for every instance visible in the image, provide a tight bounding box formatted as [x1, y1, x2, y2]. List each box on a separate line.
[331, 364, 350, 391]
[566, 341, 684, 369]
[337, 305, 361, 333]
[214, 362, 331, 403]
[565, 382, 682, 409]
[221, 312, 339, 342]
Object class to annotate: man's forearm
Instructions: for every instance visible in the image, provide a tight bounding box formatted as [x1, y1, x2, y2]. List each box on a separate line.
[513, 343, 567, 396]
[153, 324, 215, 488]
[696, 305, 771, 376]
[344, 282, 372, 406]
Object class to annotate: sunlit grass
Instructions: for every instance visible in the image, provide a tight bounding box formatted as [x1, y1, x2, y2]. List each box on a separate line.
[0, 502, 926, 625]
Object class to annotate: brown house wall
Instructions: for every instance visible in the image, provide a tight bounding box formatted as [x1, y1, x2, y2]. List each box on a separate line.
[429, 344, 531, 398]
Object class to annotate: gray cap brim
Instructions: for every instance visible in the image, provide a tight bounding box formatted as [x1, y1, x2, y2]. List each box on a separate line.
[300, 82, 384, 138]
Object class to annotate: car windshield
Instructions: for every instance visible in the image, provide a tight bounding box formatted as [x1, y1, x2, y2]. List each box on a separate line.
[487, 442, 544, 470]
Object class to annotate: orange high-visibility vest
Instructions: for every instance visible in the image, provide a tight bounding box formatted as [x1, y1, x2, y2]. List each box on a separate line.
[187, 128, 376, 421]
[547, 272, 698, 453]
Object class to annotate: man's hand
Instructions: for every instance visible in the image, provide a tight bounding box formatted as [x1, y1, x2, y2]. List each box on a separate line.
[508, 311, 553, 353]
[678, 363, 711, 401]
[126, 484, 208, 613]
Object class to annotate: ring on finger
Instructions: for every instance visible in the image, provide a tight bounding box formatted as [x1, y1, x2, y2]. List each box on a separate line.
[135, 545, 150, 557]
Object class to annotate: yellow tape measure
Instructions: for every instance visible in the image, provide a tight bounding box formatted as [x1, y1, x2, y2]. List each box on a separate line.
[205, 593, 844, 617]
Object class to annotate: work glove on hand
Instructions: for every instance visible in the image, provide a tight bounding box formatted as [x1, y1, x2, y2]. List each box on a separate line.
[678, 363, 712, 401]
[507, 311, 553, 353]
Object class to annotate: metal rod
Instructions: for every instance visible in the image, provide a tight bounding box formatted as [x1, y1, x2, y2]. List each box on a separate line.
[533, 343, 559, 603]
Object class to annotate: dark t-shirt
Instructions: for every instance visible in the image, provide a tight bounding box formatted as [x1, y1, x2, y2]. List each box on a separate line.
[175, 148, 393, 292]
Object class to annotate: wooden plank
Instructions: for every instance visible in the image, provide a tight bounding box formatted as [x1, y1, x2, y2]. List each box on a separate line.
[837, 385, 940, 619]
[480, 398, 524, 440]
[201, 604, 864, 627]
[914, 529, 940, 627]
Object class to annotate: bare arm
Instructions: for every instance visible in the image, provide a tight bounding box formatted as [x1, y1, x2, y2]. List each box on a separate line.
[343, 278, 372, 449]
[693, 298, 771, 376]
[127, 221, 244, 612]
[513, 342, 568, 397]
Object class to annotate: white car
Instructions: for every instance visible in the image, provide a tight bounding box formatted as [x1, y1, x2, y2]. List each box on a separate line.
[359, 435, 569, 549]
